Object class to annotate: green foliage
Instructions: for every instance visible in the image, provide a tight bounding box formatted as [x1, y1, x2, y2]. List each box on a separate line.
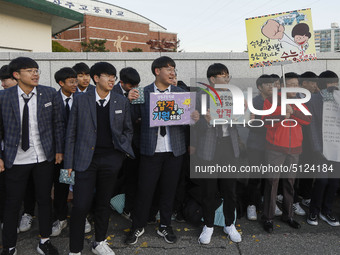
[81, 39, 109, 52]
[52, 41, 70, 52]
[127, 47, 143, 52]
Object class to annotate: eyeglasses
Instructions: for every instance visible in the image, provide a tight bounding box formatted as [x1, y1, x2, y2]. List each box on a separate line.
[100, 74, 117, 81]
[161, 67, 177, 74]
[19, 69, 41, 75]
[214, 75, 232, 83]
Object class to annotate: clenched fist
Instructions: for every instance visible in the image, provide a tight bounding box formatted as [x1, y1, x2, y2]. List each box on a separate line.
[262, 20, 285, 40]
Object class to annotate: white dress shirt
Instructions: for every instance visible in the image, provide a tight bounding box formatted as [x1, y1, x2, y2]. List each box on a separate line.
[14, 86, 47, 165]
[61, 91, 73, 109]
[95, 90, 110, 107]
[154, 83, 172, 153]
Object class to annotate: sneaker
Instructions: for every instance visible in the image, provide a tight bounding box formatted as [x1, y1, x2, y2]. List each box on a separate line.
[275, 205, 282, 216]
[223, 224, 242, 243]
[301, 199, 311, 207]
[175, 211, 186, 223]
[157, 226, 177, 244]
[293, 202, 306, 216]
[69, 253, 81, 255]
[276, 194, 283, 204]
[319, 213, 340, 227]
[307, 212, 318, 226]
[121, 210, 132, 221]
[198, 225, 214, 244]
[37, 240, 59, 255]
[92, 240, 115, 255]
[19, 213, 33, 232]
[1, 248, 17, 255]
[263, 220, 273, 233]
[51, 220, 67, 237]
[247, 205, 257, 221]
[125, 228, 145, 245]
[85, 218, 91, 233]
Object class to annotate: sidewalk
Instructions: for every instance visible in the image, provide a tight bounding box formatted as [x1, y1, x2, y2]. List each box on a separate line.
[4, 196, 340, 255]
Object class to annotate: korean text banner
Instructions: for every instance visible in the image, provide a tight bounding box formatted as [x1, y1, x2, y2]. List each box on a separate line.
[149, 92, 196, 127]
[245, 8, 316, 68]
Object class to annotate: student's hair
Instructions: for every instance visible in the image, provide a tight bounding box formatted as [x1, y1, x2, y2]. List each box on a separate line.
[282, 72, 299, 81]
[299, 71, 318, 85]
[90, 62, 116, 84]
[151, 56, 175, 76]
[292, 23, 311, 39]
[120, 67, 140, 86]
[54, 67, 77, 84]
[72, 62, 90, 75]
[256, 74, 272, 89]
[207, 63, 229, 79]
[318, 70, 339, 90]
[0, 65, 11, 80]
[270, 74, 280, 80]
[8, 57, 39, 78]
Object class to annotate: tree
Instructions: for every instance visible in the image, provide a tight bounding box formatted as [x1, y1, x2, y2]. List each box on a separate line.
[146, 38, 181, 52]
[127, 47, 143, 52]
[81, 39, 109, 52]
[52, 41, 70, 52]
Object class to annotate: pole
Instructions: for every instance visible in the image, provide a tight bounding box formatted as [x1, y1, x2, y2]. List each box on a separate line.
[281, 64, 286, 87]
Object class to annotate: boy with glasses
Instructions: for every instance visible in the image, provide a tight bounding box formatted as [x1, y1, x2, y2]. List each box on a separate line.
[0, 57, 63, 255]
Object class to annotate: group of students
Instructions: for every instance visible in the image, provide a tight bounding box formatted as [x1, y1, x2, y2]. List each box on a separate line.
[0, 55, 338, 255]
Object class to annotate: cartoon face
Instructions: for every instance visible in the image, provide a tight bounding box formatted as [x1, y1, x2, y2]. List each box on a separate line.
[294, 35, 309, 45]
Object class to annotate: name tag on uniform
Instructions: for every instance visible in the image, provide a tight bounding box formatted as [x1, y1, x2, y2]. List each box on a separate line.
[44, 102, 52, 107]
[115, 110, 122, 114]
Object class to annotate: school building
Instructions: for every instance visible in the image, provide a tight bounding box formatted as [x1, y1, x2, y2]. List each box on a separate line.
[47, 0, 178, 52]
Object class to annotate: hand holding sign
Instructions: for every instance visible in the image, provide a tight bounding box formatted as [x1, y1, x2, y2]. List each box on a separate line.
[261, 19, 285, 40]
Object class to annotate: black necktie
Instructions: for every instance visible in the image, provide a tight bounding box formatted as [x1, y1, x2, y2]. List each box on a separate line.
[124, 92, 128, 97]
[65, 98, 71, 123]
[99, 99, 105, 107]
[21, 94, 32, 151]
[157, 89, 168, 137]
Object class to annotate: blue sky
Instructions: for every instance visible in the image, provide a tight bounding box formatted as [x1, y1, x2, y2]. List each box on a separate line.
[103, 0, 338, 52]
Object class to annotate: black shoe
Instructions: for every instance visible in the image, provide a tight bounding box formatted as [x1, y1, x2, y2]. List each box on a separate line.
[37, 240, 59, 255]
[263, 220, 273, 233]
[147, 216, 157, 225]
[1, 248, 17, 255]
[282, 218, 301, 229]
[125, 228, 145, 245]
[175, 211, 186, 223]
[157, 226, 177, 244]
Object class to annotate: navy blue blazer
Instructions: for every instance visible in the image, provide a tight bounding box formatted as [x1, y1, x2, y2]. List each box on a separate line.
[64, 88, 134, 171]
[0, 85, 64, 168]
[135, 83, 187, 157]
[112, 83, 124, 96]
[74, 84, 95, 96]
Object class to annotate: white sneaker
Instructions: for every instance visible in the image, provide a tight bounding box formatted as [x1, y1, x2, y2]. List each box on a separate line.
[223, 224, 242, 243]
[69, 253, 81, 255]
[85, 218, 91, 233]
[275, 205, 282, 216]
[91, 240, 115, 255]
[198, 225, 214, 244]
[19, 213, 33, 232]
[276, 194, 283, 204]
[301, 199, 311, 207]
[247, 205, 257, 221]
[51, 220, 67, 237]
[293, 202, 306, 216]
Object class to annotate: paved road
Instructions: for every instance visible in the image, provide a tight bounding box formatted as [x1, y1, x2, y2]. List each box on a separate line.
[3, 197, 340, 255]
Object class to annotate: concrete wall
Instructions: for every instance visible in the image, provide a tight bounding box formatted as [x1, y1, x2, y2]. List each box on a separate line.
[0, 52, 339, 90]
[0, 2, 52, 52]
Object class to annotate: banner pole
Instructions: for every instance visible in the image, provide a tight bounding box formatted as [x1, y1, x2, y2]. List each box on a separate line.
[281, 64, 286, 87]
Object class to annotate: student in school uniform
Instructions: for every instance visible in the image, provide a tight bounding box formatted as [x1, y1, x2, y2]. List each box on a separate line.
[64, 62, 134, 255]
[0, 57, 64, 255]
[50, 67, 78, 237]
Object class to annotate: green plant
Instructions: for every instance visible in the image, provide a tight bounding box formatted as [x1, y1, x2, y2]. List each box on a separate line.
[81, 39, 109, 52]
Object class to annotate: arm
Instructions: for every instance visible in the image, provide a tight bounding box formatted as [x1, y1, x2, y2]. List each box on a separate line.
[121, 97, 135, 159]
[53, 93, 65, 163]
[290, 103, 312, 126]
[63, 95, 79, 170]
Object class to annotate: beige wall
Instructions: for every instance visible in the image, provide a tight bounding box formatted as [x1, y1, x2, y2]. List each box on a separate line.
[0, 2, 52, 52]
